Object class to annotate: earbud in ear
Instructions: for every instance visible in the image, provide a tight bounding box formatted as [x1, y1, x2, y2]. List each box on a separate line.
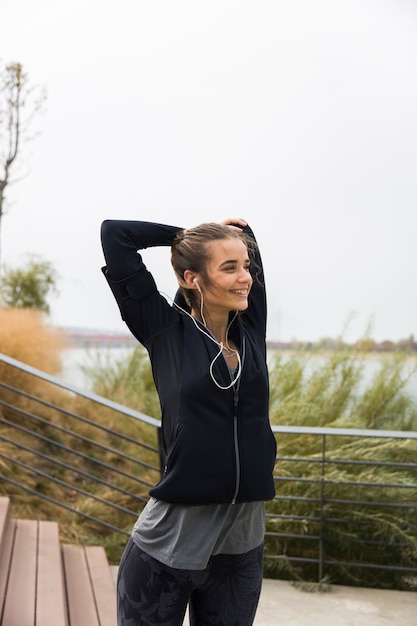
[193, 278, 202, 293]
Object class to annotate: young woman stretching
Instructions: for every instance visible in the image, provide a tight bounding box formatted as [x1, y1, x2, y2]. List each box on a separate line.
[100, 217, 276, 626]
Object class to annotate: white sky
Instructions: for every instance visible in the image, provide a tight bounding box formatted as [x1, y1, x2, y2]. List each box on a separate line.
[1, 0, 416, 343]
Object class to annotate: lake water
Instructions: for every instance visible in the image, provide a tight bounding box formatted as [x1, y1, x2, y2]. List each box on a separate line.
[59, 345, 417, 402]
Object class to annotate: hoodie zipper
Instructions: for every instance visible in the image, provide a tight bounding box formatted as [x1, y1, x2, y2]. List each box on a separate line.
[231, 386, 240, 504]
[231, 337, 245, 504]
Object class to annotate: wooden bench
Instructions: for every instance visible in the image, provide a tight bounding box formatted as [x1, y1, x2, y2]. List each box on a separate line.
[0, 497, 117, 625]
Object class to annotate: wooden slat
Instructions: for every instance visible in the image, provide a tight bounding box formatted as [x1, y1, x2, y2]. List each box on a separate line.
[0, 497, 10, 545]
[37, 521, 68, 626]
[0, 517, 16, 620]
[85, 546, 117, 626]
[0, 499, 116, 625]
[0, 497, 13, 613]
[62, 544, 100, 626]
[1, 519, 37, 626]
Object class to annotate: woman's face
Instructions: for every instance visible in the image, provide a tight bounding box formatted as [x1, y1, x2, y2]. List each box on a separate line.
[199, 237, 253, 314]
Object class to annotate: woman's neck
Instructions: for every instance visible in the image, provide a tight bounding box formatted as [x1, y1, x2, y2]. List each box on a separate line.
[191, 308, 239, 368]
[191, 309, 229, 344]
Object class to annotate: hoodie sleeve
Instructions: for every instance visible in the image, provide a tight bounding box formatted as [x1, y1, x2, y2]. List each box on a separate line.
[100, 219, 183, 344]
[101, 219, 183, 280]
[241, 223, 267, 341]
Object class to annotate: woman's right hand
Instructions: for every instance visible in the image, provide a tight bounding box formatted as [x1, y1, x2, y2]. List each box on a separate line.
[220, 218, 248, 231]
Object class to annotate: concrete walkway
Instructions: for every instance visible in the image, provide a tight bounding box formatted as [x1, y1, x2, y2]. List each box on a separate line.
[254, 578, 417, 626]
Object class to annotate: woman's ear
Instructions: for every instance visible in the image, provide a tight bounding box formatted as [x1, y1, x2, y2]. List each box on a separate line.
[184, 270, 198, 289]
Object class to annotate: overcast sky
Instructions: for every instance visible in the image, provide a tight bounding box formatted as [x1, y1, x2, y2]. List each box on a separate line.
[1, 0, 416, 343]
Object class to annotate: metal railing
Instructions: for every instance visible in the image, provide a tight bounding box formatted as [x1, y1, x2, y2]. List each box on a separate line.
[1, 352, 416, 590]
[0, 353, 161, 537]
[265, 424, 417, 589]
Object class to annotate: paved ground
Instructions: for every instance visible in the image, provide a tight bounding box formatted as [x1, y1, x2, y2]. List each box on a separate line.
[253, 578, 417, 626]
[111, 568, 417, 625]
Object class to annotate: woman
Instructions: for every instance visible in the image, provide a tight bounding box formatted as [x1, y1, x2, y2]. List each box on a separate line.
[100, 217, 276, 626]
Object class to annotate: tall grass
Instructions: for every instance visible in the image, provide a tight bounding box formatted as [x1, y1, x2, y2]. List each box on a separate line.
[269, 346, 417, 431]
[0, 308, 66, 404]
[266, 346, 417, 589]
[81, 346, 161, 420]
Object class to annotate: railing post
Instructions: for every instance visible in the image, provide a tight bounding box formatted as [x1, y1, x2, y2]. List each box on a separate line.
[319, 434, 326, 588]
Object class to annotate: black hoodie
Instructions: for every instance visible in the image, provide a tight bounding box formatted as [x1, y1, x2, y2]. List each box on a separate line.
[100, 219, 276, 505]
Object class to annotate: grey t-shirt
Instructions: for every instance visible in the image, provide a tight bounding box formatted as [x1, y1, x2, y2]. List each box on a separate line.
[131, 498, 265, 570]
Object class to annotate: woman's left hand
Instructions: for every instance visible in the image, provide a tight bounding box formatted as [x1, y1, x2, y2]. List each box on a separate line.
[220, 218, 248, 231]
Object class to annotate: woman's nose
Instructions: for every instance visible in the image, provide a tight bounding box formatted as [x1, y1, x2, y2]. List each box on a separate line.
[238, 268, 251, 282]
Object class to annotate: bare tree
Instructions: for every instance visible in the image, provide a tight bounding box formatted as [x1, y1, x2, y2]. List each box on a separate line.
[0, 61, 46, 270]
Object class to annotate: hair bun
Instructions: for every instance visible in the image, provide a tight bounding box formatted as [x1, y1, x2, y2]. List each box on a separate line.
[173, 229, 187, 245]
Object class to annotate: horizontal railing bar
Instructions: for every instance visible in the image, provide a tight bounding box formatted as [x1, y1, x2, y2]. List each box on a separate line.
[322, 498, 417, 509]
[267, 515, 416, 538]
[274, 475, 417, 490]
[322, 560, 417, 574]
[264, 554, 417, 573]
[274, 476, 322, 484]
[264, 555, 319, 564]
[323, 535, 414, 549]
[272, 424, 417, 439]
[272, 494, 417, 509]
[266, 531, 319, 540]
[324, 479, 417, 490]
[265, 530, 414, 551]
[275, 456, 323, 464]
[266, 513, 321, 522]
[324, 458, 417, 470]
[276, 456, 417, 470]
[273, 495, 321, 503]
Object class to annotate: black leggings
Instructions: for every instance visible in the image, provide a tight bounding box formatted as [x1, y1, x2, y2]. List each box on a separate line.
[117, 539, 264, 626]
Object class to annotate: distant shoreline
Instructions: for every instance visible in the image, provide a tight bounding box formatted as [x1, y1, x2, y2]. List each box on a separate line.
[59, 328, 417, 355]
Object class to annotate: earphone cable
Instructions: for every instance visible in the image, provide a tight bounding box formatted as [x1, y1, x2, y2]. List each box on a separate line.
[160, 291, 242, 389]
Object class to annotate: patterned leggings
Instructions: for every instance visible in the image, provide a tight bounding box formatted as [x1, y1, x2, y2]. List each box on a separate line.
[117, 539, 264, 626]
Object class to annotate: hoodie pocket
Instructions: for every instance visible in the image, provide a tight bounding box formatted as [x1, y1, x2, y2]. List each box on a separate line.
[164, 422, 184, 474]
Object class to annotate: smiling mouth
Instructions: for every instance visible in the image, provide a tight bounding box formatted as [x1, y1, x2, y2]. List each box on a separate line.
[231, 289, 248, 296]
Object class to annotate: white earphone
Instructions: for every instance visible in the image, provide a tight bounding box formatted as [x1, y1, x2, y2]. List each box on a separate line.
[193, 277, 202, 294]
[163, 286, 242, 390]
